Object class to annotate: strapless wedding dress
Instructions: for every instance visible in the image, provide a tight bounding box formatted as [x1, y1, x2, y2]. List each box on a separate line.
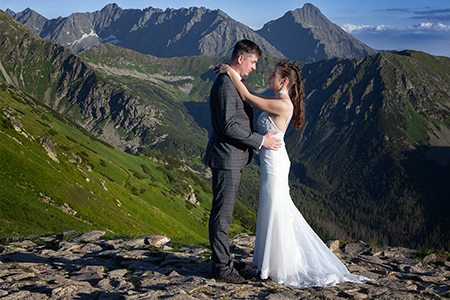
[253, 100, 368, 288]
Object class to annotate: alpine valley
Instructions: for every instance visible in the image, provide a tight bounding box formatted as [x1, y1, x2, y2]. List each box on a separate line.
[1, 3, 449, 251]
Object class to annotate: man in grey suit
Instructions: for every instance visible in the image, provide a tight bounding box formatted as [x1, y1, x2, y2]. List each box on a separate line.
[204, 39, 281, 283]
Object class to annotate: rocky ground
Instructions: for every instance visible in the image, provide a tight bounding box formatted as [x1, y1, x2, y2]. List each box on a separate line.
[0, 231, 449, 299]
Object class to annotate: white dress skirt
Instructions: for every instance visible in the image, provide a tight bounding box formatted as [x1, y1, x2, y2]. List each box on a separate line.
[253, 102, 369, 288]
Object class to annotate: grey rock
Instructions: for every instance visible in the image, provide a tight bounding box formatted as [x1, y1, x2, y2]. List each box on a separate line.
[58, 241, 84, 252]
[326, 239, 341, 252]
[344, 240, 371, 255]
[423, 253, 438, 264]
[9, 240, 36, 248]
[0, 246, 27, 255]
[69, 230, 106, 242]
[0, 290, 47, 300]
[370, 246, 391, 257]
[383, 247, 417, 259]
[80, 242, 104, 252]
[145, 235, 171, 247]
[98, 292, 122, 300]
[35, 236, 56, 243]
[62, 230, 81, 239]
[0, 233, 448, 299]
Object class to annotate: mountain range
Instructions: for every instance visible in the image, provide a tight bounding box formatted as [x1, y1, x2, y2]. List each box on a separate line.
[6, 3, 377, 63]
[1, 5, 449, 251]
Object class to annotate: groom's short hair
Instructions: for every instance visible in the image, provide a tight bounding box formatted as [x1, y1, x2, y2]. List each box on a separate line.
[232, 39, 262, 60]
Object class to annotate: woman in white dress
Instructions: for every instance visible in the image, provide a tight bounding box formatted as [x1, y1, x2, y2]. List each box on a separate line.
[217, 61, 369, 288]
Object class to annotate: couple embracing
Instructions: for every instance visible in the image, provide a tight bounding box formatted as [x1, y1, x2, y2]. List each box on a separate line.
[204, 40, 368, 288]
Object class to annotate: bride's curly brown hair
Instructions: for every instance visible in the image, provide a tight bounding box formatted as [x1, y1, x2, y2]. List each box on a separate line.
[277, 61, 305, 129]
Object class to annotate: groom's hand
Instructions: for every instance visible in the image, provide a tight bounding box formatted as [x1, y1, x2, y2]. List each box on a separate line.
[262, 132, 282, 150]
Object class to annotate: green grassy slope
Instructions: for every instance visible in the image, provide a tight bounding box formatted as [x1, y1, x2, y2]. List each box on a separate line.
[0, 81, 254, 245]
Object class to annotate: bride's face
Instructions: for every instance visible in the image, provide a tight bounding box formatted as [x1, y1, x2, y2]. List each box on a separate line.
[268, 67, 284, 91]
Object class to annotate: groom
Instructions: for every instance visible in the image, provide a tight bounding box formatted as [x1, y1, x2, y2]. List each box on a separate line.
[204, 39, 281, 283]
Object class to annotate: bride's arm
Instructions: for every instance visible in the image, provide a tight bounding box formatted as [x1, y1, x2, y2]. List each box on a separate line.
[218, 64, 287, 116]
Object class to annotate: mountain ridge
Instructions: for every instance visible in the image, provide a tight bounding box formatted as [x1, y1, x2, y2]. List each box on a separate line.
[6, 3, 376, 63]
[6, 4, 284, 58]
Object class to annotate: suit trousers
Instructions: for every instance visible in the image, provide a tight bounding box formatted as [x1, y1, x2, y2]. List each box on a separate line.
[209, 168, 242, 270]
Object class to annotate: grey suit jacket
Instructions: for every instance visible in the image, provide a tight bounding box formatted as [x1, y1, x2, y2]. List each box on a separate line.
[204, 73, 263, 170]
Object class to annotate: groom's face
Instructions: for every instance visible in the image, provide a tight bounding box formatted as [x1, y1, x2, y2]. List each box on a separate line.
[237, 53, 259, 77]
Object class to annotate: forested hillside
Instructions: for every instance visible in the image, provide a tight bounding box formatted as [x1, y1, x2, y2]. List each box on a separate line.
[285, 51, 450, 249]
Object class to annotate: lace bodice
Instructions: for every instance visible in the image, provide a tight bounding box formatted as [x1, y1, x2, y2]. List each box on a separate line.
[257, 112, 284, 139]
[256, 99, 292, 140]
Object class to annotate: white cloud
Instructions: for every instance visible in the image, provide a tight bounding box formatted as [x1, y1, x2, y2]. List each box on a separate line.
[341, 22, 450, 34]
[340, 22, 450, 58]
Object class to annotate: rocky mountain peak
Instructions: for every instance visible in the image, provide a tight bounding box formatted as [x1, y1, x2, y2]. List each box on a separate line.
[6, 7, 48, 34]
[100, 3, 121, 14]
[256, 3, 377, 62]
[289, 2, 325, 25]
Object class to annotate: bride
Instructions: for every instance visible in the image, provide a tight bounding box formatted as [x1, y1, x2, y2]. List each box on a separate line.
[217, 61, 369, 288]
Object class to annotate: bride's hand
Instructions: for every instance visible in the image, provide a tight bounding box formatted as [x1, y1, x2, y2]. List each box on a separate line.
[214, 63, 229, 75]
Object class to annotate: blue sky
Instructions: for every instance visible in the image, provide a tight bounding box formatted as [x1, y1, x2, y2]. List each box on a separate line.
[2, 0, 449, 57]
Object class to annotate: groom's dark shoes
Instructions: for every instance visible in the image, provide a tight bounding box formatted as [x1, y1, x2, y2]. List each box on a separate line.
[212, 266, 247, 284]
[234, 260, 246, 271]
